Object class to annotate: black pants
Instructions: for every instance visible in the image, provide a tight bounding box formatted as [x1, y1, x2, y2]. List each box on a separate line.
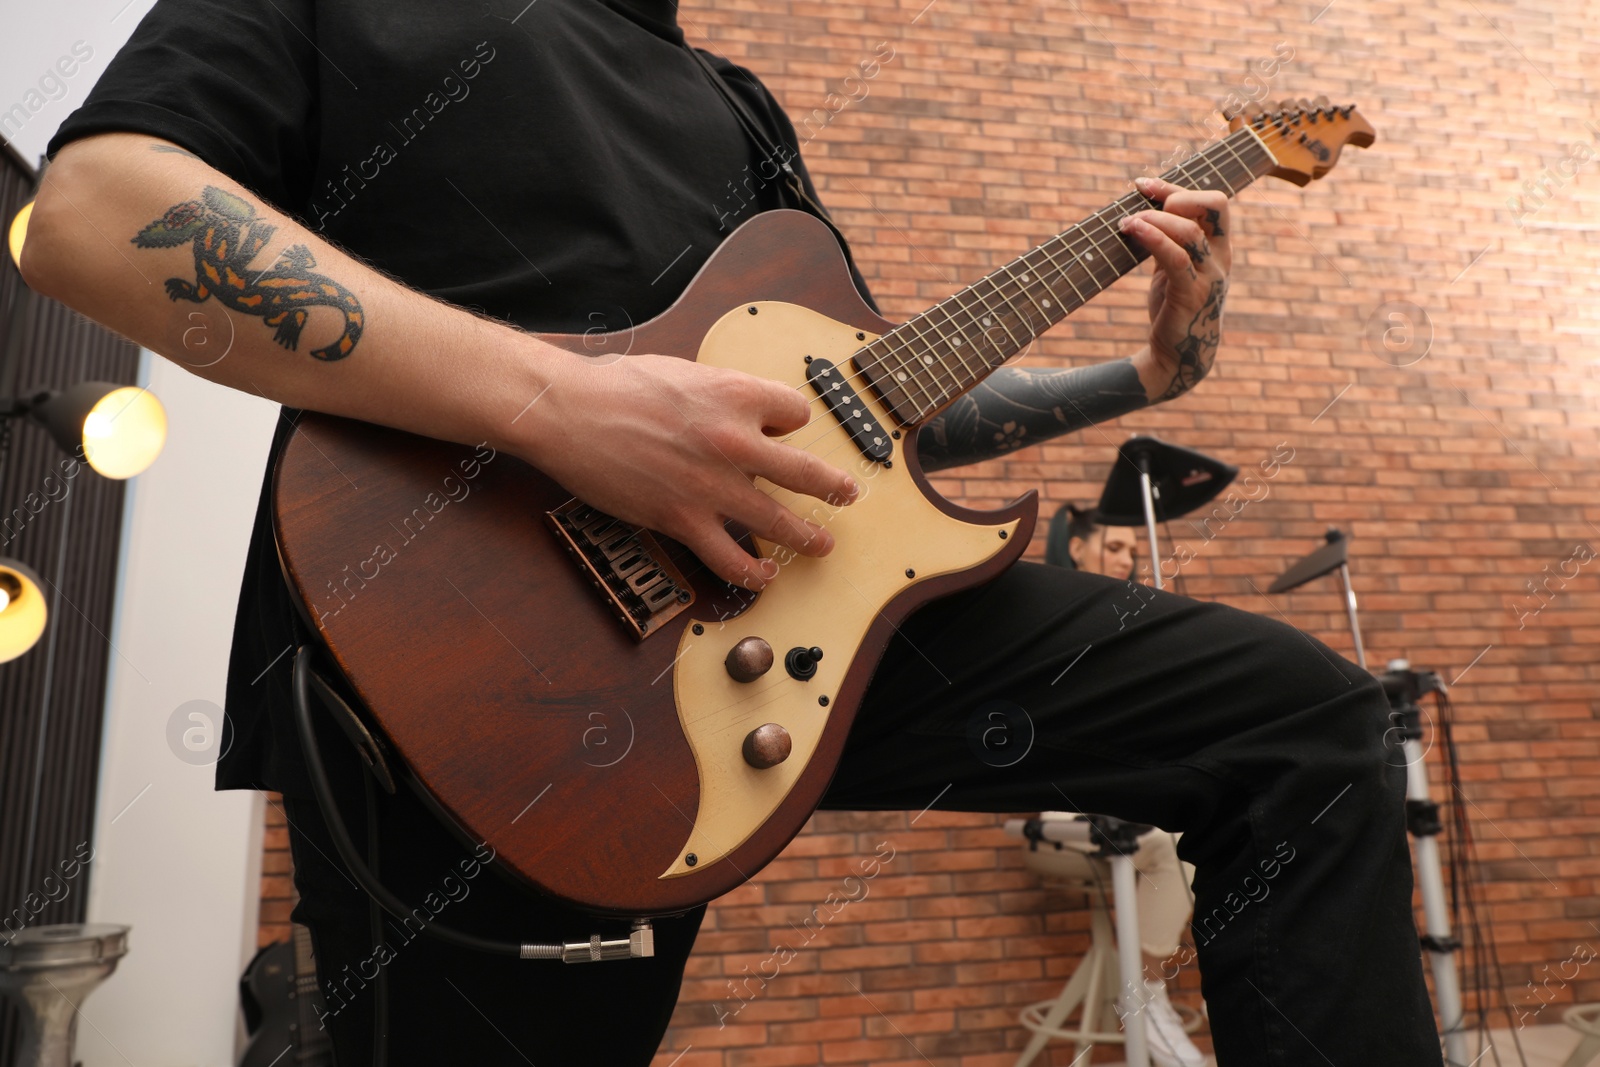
[283, 561, 1442, 1066]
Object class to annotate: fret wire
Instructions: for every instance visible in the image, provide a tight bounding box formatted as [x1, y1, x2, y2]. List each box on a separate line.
[1214, 130, 1261, 185]
[1103, 209, 1145, 270]
[1177, 146, 1235, 195]
[1166, 152, 1209, 193]
[1019, 247, 1068, 317]
[909, 304, 981, 401]
[926, 301, 986, 384]
[858, 126, 1280, 427]
[889, 333, 947, 422]
[981, 268, 1034, 340]
[965, 275, 1028, 356]
[880, 335, 938, 419]
[943, 287, 1006, 371]
[870, 334, 941, 420]
[1075, 220, 1124, 289]
[897, 311, 965, 404]
[1194, 141, 1239, 195]
[1034, 238, 1091, 306]
[882, 325, 953, 414]
[1000, 261, 1055, 329]
[915, 307, 978, 406]
[1083, 213, 1139, 278]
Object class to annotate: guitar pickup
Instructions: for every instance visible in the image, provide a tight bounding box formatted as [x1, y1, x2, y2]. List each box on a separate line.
[547, 501, 694, 641]
[806, 357, 892, 464]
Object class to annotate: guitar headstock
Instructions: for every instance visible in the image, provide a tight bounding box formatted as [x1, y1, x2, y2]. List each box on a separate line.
[1229, 97, 1376, 186]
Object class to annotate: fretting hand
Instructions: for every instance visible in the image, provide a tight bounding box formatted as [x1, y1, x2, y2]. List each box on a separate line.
[1119, 175, 1232, 401]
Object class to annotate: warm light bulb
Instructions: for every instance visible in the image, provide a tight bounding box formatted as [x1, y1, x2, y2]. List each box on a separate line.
[0, 563, 47, 664]
[8, 200, 32, 269]
[79, 387, 168, 479]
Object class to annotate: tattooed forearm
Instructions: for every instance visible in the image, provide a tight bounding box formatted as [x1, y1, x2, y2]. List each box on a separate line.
[1155, 279, 1225, 402]
[917, 359, 1150, 472]
[149, 144, 202, 161]
[131, 185, 365, 361]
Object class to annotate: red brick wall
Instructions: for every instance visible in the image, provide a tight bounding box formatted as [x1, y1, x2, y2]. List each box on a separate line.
[260, 0, 1600, 1061]
[259, 793, 297, 948]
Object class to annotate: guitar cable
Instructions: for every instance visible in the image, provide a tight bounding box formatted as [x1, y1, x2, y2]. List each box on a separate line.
[291, 646, 655, 964]
[363, 766, 389, 1064]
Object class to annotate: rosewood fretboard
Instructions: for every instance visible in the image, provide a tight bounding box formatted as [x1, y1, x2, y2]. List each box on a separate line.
[855, 125, 1278, 427]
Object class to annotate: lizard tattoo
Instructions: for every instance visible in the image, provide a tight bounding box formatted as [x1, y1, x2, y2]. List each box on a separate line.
[133, 186, 364, 361]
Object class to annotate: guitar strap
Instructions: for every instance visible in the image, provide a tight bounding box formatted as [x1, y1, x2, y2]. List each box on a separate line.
[683, 44, 865, 276]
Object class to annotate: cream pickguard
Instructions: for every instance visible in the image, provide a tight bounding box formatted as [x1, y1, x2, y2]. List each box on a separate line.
[660, 302, 1020, 879]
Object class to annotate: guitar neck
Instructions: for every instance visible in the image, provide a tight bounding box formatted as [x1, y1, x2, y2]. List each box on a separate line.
[856, 124, 1278, 428]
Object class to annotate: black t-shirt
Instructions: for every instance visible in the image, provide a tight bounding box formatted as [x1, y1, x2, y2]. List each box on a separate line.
[48, 0, 875, 796]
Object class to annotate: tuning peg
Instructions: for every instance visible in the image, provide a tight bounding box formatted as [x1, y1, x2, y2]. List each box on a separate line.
[1313, 93, 1331, 108]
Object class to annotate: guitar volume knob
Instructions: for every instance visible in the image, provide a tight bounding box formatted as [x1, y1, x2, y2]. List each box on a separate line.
[742, 723, 792, 769]
[725, 637, 774, 683]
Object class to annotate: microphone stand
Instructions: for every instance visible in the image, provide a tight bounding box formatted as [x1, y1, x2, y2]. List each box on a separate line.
[1271, 531, 1469, 1067]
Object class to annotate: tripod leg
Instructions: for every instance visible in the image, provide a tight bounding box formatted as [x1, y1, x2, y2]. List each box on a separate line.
[1111, 854, 1151, 1067]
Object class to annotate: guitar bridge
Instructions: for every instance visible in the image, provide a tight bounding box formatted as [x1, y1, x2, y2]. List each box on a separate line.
[546, 501, 694, 641]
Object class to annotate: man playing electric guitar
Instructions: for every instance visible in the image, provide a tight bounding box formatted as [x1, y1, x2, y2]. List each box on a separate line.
[23, 0, 1441, 1063]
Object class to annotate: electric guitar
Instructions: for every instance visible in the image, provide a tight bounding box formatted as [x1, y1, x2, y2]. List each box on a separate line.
[238, 924, 332, 1067]
[272, 101, 1374, 916]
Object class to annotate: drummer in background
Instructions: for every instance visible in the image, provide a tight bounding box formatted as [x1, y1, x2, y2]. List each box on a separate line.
[1044, 502, 1206, 1067]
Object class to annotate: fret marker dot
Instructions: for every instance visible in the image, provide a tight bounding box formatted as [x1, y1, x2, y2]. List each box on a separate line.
[982, 316, 992, 326]
[1086, 253, 1095, 261]
[1043, 299, 1053, 308]
[1020, 272, 1031, 282]
[896, 371, 907, 382]
[922, 355, 935, 365]
[953, 336, 963, 346]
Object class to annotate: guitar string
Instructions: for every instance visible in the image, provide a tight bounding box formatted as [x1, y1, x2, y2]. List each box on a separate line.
[668, 123, 1331, 726]
[668, 120, 1303, 566]
[763, 120, 1303, 452]
[599, 120, 1318, 577]
[825, 120, 1299, 419]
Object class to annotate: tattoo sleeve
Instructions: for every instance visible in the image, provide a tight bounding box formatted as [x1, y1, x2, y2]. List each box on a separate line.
[131, 184, 365, 361]
[916, 359, 1150, 472]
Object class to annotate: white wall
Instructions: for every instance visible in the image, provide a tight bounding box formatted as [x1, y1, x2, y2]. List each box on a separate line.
[0, 0, 146, 166]
[6, 3, 281, 1064]
[79, 355, 277, 1067]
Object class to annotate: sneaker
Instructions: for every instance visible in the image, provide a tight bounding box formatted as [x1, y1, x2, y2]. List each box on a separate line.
[1142, 979, 1206, 1067]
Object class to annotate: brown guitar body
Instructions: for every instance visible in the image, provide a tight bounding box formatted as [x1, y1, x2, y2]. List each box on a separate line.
[273, 209, 1034, 916]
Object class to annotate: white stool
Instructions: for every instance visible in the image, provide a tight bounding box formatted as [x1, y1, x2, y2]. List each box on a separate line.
[1563, 1004, 1600, 1067]
[1004, 813, 1200, 1067]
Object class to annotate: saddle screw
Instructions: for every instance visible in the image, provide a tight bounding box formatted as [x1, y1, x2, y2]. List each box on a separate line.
[692, 623, 704, 635]
[677, 589, 692, 603]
